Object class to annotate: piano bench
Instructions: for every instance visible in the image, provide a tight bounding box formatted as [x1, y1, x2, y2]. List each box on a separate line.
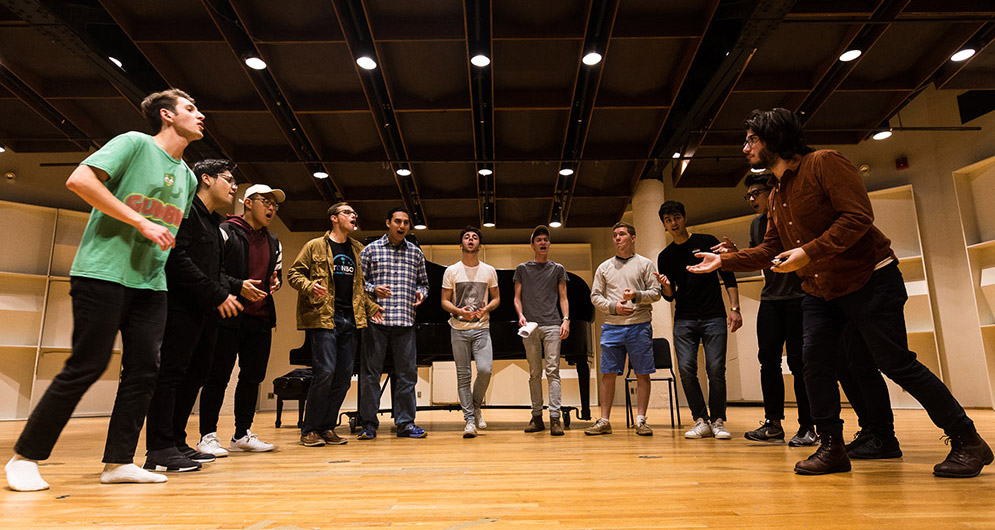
[272, 368, 312, 428]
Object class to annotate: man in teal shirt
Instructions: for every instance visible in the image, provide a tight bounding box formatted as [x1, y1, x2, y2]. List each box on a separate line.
[5, 88, 203, 491]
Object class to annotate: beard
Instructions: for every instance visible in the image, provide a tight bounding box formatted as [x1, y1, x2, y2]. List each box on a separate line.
[753, 145, 778, 170]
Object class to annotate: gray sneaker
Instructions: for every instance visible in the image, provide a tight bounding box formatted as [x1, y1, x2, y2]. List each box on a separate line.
[789, 426, 818, 447]
[584, 418, 612, 435]
[473, 406, 487, 429]
[463, 420, 478, 439]
[712, 419, 732, 439]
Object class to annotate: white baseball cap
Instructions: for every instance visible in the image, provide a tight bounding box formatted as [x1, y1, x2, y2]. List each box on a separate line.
[242, 184, 286, 203]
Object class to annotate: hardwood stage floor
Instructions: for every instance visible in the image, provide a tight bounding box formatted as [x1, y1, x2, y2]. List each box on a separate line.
[1, 406, 994, 529]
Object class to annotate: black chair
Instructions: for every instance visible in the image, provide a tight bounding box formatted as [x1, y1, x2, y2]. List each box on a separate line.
[624, 337, 681, 428]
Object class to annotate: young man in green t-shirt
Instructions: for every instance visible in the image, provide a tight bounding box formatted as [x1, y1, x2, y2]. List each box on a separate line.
[5, 89, 204, 492]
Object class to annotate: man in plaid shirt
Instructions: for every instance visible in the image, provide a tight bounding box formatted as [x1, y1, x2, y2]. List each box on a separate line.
[356, 207, 431, 439]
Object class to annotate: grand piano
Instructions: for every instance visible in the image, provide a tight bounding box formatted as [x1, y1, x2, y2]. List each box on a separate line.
[286, 255, 596, 429]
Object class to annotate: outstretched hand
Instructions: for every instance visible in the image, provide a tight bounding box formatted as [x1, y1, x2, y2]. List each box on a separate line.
[711, 236, 738, 254]
[686, 252, 721, 274]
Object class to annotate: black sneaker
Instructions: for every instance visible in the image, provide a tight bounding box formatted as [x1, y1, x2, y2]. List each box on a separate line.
[744, 420, 785, 442]
[179, 446, 216, 463]
[789, 426, 818, 447]
[846, 430, 902, 459]
[143, 448, 202, 472]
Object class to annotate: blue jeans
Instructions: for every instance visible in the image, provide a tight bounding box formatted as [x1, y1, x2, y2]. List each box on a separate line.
[451, 327, 493, 422]
[303, 315, 357, 434]
[674, 317, 728, 422]
[359, 323, 417, 430]
[801, 262, 972, 435]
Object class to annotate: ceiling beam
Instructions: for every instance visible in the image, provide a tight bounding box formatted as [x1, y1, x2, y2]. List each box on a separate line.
[463, 0, 495, 228]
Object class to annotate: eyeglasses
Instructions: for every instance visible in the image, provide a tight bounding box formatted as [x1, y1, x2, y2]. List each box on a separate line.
[743, 134, 760, 149]
[215, 173, 237, 187]
[337, 209, 357, 217]
[250, 196, 279, 211]
[744, 187, 771, 201]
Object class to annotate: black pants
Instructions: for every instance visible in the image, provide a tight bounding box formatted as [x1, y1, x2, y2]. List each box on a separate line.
[802, 262, 972, 435]
[836, 323, 895, 436]
[145, 307, 218, 452]
[15, 277, 165, 463]
[756, 298, 811, 426]
[199, 317, 272, 438]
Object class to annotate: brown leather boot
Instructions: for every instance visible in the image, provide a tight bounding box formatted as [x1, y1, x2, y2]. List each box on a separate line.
[524, 415, 545, 433]
[933, 430, 994, 478]
[794, 428, 851, 475]
[550, 417, 564, 436]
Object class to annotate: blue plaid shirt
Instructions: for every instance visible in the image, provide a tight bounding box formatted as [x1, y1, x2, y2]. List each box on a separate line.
[359, 235, 430, 327]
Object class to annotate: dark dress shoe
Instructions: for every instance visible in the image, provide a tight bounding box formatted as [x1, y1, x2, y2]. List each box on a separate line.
[524, 415, 545, 433]
[795, 430, 851, 475]
[933, 431, 994, 478]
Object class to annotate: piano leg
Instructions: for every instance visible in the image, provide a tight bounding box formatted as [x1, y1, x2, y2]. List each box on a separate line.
[577, 359, 592, 421]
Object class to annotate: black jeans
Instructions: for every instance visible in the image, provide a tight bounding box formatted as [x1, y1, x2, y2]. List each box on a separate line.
[303, 315, 357, 434]
[801, 262, 973, 435]
[199, 317, 272, 438]
[756, 298, 811, 426]
[359, 323, 417, 431]
[836, 323, 895, 436]
[15, 277, 165, 463]
[145, 307, 218, 452]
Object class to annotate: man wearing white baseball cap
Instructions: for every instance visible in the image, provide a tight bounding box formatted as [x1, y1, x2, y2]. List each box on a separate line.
[196, 183, 286, 455]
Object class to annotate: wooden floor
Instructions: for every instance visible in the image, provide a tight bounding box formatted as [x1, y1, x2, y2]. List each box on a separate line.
[1, 406, 994, 529]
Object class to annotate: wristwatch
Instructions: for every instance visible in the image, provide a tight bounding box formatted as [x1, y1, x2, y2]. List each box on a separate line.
[562, 316, 570, 321]
[729, 307, 740, 312]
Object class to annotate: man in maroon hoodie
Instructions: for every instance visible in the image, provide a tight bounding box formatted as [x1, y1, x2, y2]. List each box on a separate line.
[196, 184, 285, 455]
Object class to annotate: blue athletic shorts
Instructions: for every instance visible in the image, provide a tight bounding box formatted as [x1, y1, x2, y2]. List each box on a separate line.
[599, 322, 655, 375]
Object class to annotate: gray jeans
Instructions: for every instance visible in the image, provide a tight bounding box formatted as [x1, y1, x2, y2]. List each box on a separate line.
[523, 324, 562, 418]
[451, 327, 493, 421]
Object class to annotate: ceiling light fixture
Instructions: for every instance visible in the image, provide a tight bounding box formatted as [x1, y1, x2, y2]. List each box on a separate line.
[582, 52, 602, 66]
[244, 55, 267, 70]
[871, 129, 892, 141]
[470, 54, 491, 67]
[482, 202, 495, 228]
[672, 152, 681, 159]
[313, 170, 329, 179]
[478, 168, 492, 176]
[951, 48, 976, 62]
[839, 49, 862, 62]
[108, 57, 123, 68]
[356, 56, 377, 70]
[549, 201, 563, 228]
[396, 168, 411, 176]
[558, 168, 574, 176]
[412, 207, 427, 230]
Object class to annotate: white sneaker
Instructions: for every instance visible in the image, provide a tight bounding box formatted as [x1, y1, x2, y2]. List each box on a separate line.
[463, 420, 478, 439]
[196, 432, 229, 457]
[229, 430, 275, 452]
[685, 419, 714, 439]
[712, 419, 731, 439]
[474, 407, 487, 429]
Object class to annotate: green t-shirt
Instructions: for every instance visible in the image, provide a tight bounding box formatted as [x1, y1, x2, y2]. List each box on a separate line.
[70, 131, 197, 291]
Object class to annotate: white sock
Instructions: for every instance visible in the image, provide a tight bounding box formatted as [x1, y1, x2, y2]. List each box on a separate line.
[100, 463, 167, 484]
[636, 415, 647, 425]
[601, 417, 610, 423]
[5, 455, 50, 492]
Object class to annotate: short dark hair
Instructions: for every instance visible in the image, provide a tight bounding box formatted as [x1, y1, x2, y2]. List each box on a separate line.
[191, 158, 235, 190]
[658, 200, 685, 222]
[460, 225, 482, 244]
[744, 108, 814, 160]
[386, 206, 410, 221]
[327, 202, 351, 218]
[531, 225, 550, 243]
[141, 89, 194, 133]
[612, 221, 635, 237]
[744, 172, 773, 188]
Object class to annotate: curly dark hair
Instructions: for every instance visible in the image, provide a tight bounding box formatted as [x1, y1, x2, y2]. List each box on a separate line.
[743, 108, 814, 160]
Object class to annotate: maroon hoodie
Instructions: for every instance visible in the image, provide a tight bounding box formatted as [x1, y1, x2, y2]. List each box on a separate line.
[227, 214, 271, 318]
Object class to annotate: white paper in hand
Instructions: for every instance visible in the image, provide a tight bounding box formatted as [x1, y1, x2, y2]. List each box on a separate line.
[518, 322, 538, 338]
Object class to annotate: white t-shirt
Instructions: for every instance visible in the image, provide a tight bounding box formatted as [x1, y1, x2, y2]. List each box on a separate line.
[442, 260, 499, 330]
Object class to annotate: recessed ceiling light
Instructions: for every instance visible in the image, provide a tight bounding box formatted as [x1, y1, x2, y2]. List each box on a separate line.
[313, 171, 329, 179]
[839, 49, 862, 62]
[559, 168, 574, 176]
[872, 130, 892, 141]
[750, 167, 765, 173]
[582, 52, 602, 66]
[951, 48, 976, 62]
[478, 168, 492, 176]
[672, 152, 681, 159]
[108, 57, 123, 68]
[244, 56, 267, 70]
[396, 168, 411, 176]
[356, 56, 377, 70]
[470, 54, 491, 67]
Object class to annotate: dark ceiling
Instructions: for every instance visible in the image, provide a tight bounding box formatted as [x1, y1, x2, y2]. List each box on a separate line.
[0, 0, 993, 231]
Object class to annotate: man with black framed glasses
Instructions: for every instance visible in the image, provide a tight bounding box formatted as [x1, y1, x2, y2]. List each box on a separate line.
[196, 184, 285, 456]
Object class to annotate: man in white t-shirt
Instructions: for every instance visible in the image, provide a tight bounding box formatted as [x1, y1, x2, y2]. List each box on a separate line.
[441, 226, 500, 438]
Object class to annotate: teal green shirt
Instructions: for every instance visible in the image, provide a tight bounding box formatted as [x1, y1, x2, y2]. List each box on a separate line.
[70, 132, 197, 291]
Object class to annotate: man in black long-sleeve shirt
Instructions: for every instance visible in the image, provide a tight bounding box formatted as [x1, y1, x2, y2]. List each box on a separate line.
[655, 201, 741, 440]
